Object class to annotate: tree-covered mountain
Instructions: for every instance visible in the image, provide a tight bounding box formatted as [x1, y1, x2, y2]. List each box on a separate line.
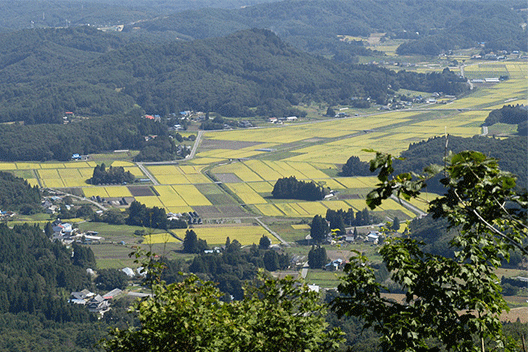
[0, 172, 41, 212]
[0, 0, 281, 32]
[130, 0, 527, 57]
[392, 135, 528, 191]
[0, 27, 468, 124]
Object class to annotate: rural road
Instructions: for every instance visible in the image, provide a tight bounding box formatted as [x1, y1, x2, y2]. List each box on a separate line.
[47, 189, 108, 211]
[254, 217, 290, 247]
[188, 130, 203, 160]
[390, 194, 426, 217]
[136, 162, 160, 185]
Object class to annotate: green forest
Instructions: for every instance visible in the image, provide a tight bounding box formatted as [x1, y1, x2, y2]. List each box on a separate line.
[0, 27, 470, 124]
[132, 0, 527, 57]
[0, 172, 40, 212]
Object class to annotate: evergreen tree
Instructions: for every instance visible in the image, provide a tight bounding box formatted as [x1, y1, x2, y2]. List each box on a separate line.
[310, 215, 329, 244]
[259, 235, 271, 249]
[325, 106, 336, 117]
[392, 217, 400, 231]
[263, 250, 279, 271]
[308, 246, 327, 269]
[183, 230, 199, 254]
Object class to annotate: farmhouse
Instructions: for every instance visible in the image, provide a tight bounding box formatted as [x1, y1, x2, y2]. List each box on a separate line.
[366, 231, 380, 244]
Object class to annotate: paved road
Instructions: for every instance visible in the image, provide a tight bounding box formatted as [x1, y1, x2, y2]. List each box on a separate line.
[188, 130, 203, 160]
[254, 217, 290, 247]
[136, 162, 159, 185]
[301, 266, 308, 279]
[390, 194, 426, 217]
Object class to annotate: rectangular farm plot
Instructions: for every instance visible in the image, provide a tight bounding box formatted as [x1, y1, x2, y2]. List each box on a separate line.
[334, 177, 372, 189]
[144, 233, 179, 244]
[345, 199, 369, 211]
[62, 177, 90, 187]
[179, 165, 203, 174]
[166, 206, 194, 214]
[58, 168, 82, 178]
[155, 174, 189, 185]
[244, 160, 283, 181]
[26, 178, 39, 187]
[172, 185, 211, 206]
[16, 163, 41, 169]
[319, 179, 346, 190]
[289, 203, 310, 216]
[0, 163, 17, 170]
[264, 161, 309, 179]
[254, 203, 285, 217]
[135, 196, 165, 208]
[154, 186, 188, 207]
[226, 183, 267, 204]
[64, 161, 93, 168]
[105, 186, 133, 198]
[248, 181, 274, 194]
[40, 163, 65, 169]
[172, 225, 269, 246]
[232, 164, 264, 183]
[148, 165, 189, 184]
[124, 167, 144, 178]
[275, 203, 303, 217]
[111, 161, 135, 167]
[296, 202, 329, 217]
[148, 165, 181, 175]
[321, 200, 351, 211]
[83, 187, 109, 198]
[183, 173, 211, 184]
[38, 169, 61, 179]
[79, 168, 95, 179]
[288, 162, 329, 179]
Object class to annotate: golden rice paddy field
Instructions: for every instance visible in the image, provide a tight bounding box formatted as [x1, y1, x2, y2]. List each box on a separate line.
[170, 225, 270, 246]
[2, 60, 525, 229]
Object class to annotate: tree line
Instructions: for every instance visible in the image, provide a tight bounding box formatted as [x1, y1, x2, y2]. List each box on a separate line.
[0, 171, 41, 213]
[272, 176, 327, 201]
[89, 163, 135, 185]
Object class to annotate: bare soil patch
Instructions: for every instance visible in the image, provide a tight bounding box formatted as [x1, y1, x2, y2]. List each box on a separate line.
[193, 206, 222, 216]
[217, 206, 249, 217]
[501, 307, 528, 323]
[216, 173, 242, 183]
[127, 186, 155, 197]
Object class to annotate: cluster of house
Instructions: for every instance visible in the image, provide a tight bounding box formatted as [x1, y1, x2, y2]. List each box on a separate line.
[42, 196, 66, 214]
[51, 220, 104, 245]
[471, 50, 517, 61]
[0, 210, 16, 220]
[70, 288, 122, 315]
[323, 230, 381, 245]
[267, 116, 298, 123]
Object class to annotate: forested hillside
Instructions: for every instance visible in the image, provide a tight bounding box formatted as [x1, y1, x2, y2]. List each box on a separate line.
[0, 172, 40, 212]
[131, 0, 527, 58]
[0, 27, 468, 124]
[393, 135, 528, 191]
[0, 0, 280, 32]
[0, 114, 165, 161]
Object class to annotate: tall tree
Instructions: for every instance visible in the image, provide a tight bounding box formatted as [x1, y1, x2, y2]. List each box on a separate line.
[332, 150, 528, 351]
[310, 215, 329, 244]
